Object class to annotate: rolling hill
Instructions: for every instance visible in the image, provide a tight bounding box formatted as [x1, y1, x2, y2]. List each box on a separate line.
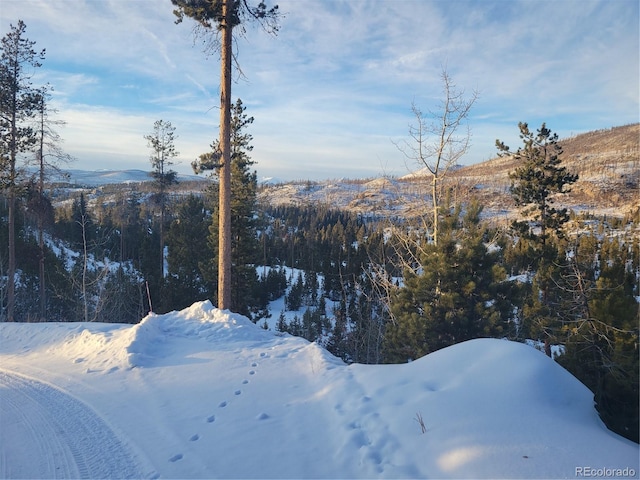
[258, 124, 639, 221]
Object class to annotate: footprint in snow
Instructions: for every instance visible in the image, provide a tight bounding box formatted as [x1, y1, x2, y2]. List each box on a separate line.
[219, 401, 227, 408]
[234, 390, 242, 395]
[169, 454, 183, 462]
[189, 434, 199, 442]
[242, 379, 249, 384]
[249, 370, 256, 375]
[206, 415, 215, 423]
[251, 362, 258, 367]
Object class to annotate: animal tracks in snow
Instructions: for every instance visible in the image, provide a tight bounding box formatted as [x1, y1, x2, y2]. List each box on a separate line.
[174, 351, 272, 464]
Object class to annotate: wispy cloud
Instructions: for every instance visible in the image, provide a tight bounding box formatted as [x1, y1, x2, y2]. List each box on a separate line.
[2, 0, 637, 180]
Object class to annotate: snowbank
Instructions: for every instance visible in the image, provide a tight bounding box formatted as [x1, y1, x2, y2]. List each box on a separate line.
[1, 301, 637, 479]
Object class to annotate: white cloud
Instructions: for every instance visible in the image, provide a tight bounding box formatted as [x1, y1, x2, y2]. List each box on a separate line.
[2, 0, 637, 180]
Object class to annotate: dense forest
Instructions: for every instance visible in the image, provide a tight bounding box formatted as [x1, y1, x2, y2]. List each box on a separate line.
[1, 20, 638, 443]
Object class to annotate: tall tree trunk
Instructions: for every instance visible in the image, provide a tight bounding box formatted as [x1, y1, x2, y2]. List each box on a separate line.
[38, 100, 46, 321]
[38, 158, 46, 321]
[7, 97, 17, 322]
[160, 202, 165, 279]
[431, 172, 438, 247]
[81, 213, 89, 323]
[218, 0, 233, 310]
[7, 190, 15, 322]
[38, 217, 45, 320]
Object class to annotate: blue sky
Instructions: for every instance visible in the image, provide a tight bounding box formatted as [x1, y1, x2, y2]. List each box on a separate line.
[2, 0, 638, 181]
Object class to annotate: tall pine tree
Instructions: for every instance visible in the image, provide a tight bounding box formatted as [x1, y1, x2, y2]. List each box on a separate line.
[497, 122, 578, 355]
[196, 99, 261, 318]
[0, 21, 45, 321]
[145, 119, 178, 279]
[172, 0, 279, 310]
[496, 122, 578, 247]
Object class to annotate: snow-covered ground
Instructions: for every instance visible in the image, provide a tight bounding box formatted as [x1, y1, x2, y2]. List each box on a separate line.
[1, 301, 638, 479]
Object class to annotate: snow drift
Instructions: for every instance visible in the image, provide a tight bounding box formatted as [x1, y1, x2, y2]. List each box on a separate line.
[1, 301, 637, 479]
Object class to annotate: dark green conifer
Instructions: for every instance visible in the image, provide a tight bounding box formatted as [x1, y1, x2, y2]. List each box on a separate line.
[497, 122, 578, 247]
[1, 20, 45, 321]
[384, 199, 512, 362]
[497, 122, 579, 355]
[200, 99, 261, 318]
[164, 195, 210, 311]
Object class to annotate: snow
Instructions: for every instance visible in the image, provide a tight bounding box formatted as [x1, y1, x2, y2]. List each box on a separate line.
[1, 300, 638, 479]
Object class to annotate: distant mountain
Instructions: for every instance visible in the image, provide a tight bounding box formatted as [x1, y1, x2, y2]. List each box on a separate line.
[60, 169, 206, 187]
[259, 124, 639, 220]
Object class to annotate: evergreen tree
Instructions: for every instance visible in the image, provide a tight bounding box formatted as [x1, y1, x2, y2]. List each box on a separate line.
[0, 20, 45, 321]
[31, 85, 72, 320]
[145, 119, 178, 279]
[276, 311, 288, 333]
[110, 188, 143, 263]
[496, 122, 578, 247]
[164, 195, 210, 311]
[96, 265, 145, 324]
[384, 199, 512, 362]
[172, 0, 280, 310]
[556, 233, 639, 442]
[196, 99, 261, 318]
[286, 272, 304, 311]
[259, 266, 287, 301]
[497, 122, 578, 355]
[326, 303, 349, 361]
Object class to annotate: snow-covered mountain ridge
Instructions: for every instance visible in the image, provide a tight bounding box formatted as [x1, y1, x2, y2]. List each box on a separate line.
[1, 301, 638, 479]
[59, 168, 206, 187]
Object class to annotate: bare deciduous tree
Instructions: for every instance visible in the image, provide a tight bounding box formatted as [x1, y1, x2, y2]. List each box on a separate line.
[395, 69, 477, 246]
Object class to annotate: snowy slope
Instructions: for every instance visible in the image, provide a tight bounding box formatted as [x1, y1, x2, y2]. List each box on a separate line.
[1, 301, 638, 479]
